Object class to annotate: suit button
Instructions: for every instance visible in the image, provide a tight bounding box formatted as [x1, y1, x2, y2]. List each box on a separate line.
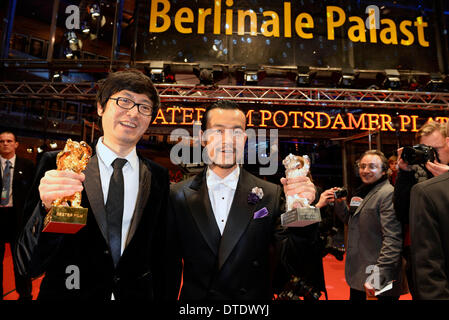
[104, 250, 110, 255]
[239, 288, 247, 295]
[113, 276, 120, 284]
[208, 289, 217, 296]
[252, 260, 260, 267]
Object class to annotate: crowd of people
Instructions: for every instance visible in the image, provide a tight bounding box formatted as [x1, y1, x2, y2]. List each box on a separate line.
[1, 69, 448, 301]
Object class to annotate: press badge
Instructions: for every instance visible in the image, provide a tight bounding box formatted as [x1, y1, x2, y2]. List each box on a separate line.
[1, 188, 8, 202]
[350, 196, 363, 207]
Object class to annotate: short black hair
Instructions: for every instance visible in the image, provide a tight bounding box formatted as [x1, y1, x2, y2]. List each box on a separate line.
[96, 69, 160, 119]
[200, 100, 244, 131]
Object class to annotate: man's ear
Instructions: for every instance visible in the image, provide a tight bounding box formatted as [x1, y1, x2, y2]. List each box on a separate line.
[97, 102, 104, 116]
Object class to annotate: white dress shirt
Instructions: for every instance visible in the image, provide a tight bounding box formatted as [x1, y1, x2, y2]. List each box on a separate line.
[96, 138, 139, 255]
[0, 154, 16, 207]
[206, 166, 240, 234]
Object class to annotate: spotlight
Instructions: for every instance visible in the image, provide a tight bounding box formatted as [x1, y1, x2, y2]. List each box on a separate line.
[150, 68, 164, 83]
[339, 68, 355, 88]
[147, 61, 165, 83]
[65, 31, 78, 44]
[296, 66, 310, 87]
[383, 69, 402, 90]
[425, 73, 449, 92]
[90, 4, 100, 18]
[244, 71, 258, 85]
[81, 21, 90, 34]
[37, 146, 45, 153]
[26, 147, 33, 153]
[49, 142, 58, 149]
[64, 47, 73, 58]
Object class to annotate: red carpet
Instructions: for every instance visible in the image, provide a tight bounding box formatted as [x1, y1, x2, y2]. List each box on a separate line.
[2, 243, 411, 300]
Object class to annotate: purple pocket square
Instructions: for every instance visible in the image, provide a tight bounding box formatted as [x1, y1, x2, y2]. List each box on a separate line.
[254, 207, 269, 219]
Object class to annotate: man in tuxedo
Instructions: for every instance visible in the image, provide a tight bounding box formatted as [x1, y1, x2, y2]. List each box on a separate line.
[0, 131, 35, 300]
[167, 101, 319, 300]
[16, 70, 169, 300]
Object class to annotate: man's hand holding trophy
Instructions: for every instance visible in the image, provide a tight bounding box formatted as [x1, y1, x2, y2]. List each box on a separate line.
[42, 139, 92, 234]
[280, 154, 321, 227]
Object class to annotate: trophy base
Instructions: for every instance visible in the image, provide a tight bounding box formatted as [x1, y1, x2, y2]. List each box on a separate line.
[281, 207, 321, 227]
[43, 206, 88, 234]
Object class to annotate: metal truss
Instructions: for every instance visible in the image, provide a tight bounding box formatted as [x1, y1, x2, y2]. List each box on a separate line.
[1, 82, 449, 111]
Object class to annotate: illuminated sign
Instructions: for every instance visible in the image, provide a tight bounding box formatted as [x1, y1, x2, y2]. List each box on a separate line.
[149, 1, 430, 47]
[152, 106, 448, 132]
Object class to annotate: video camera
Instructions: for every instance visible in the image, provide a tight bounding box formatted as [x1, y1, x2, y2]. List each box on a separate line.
[401, 144, 440, 165]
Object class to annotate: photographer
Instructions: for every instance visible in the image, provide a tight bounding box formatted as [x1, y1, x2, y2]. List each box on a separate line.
[394, 120, 449, 298]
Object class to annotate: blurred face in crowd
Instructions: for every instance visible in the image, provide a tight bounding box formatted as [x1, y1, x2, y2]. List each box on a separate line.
[420, 130, 449, 165]
[201, 108, 247, 170]
[359, 154, 386, 185]
[389, 160, 397, 172]
[98, 90, 153, 153]
[0, 132, 18, 159]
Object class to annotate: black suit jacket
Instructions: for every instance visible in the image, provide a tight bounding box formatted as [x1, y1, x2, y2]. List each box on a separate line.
[0, 156, 35, 240]
[410, 171, 449, 299]
[16, 148, 169, 300]
[167, 168, 318, 300]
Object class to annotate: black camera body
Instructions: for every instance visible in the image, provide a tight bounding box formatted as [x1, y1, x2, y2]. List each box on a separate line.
[277, 276, 322, 300]
[334, 187, 348, 199]
[401, 144, 439, 165]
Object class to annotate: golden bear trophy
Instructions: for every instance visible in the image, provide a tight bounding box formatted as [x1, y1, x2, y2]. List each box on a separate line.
[43, 139, 92, 233]
[281, 154, 321, 227]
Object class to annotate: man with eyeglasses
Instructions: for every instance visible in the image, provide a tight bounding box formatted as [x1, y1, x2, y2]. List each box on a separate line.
[166, 100, 319, 300]
[334, 150, 404, 300]
[16, 70, 170, 300]
[393, 120, 449, 299]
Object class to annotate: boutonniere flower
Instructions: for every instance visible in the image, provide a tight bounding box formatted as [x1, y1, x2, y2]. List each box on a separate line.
[248, 187, 264, 205]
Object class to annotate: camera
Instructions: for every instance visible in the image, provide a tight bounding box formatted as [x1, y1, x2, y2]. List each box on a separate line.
[333, 187, 348, 199]
[277, 276, 322, 300]
[401, 144, 439, 165]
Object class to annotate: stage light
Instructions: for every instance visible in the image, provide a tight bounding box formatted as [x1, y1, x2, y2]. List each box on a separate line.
[64, 47, 73, 58]
[244, 71, 258, 85]
[65, 31, 78, 44]
[90, 4, 100, 18]
[425, 73, 449, 92]
[49, 142, 58, 149]
[383, 69, 401, 90]
[81, 21, 90, 34]
[147, 61, 165, 83]
[150, 68, 164, 83]
[296, 66, 310, 87]
[26, 147, 33, 153]
[339, 68, 355, 88]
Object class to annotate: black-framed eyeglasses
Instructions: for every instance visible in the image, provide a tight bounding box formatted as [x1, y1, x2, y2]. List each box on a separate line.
[109, 97, 153, 116]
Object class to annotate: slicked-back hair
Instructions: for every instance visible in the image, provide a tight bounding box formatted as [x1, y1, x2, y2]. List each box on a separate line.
[96, 69, 160, 119]
[200, 100, 244, 132]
